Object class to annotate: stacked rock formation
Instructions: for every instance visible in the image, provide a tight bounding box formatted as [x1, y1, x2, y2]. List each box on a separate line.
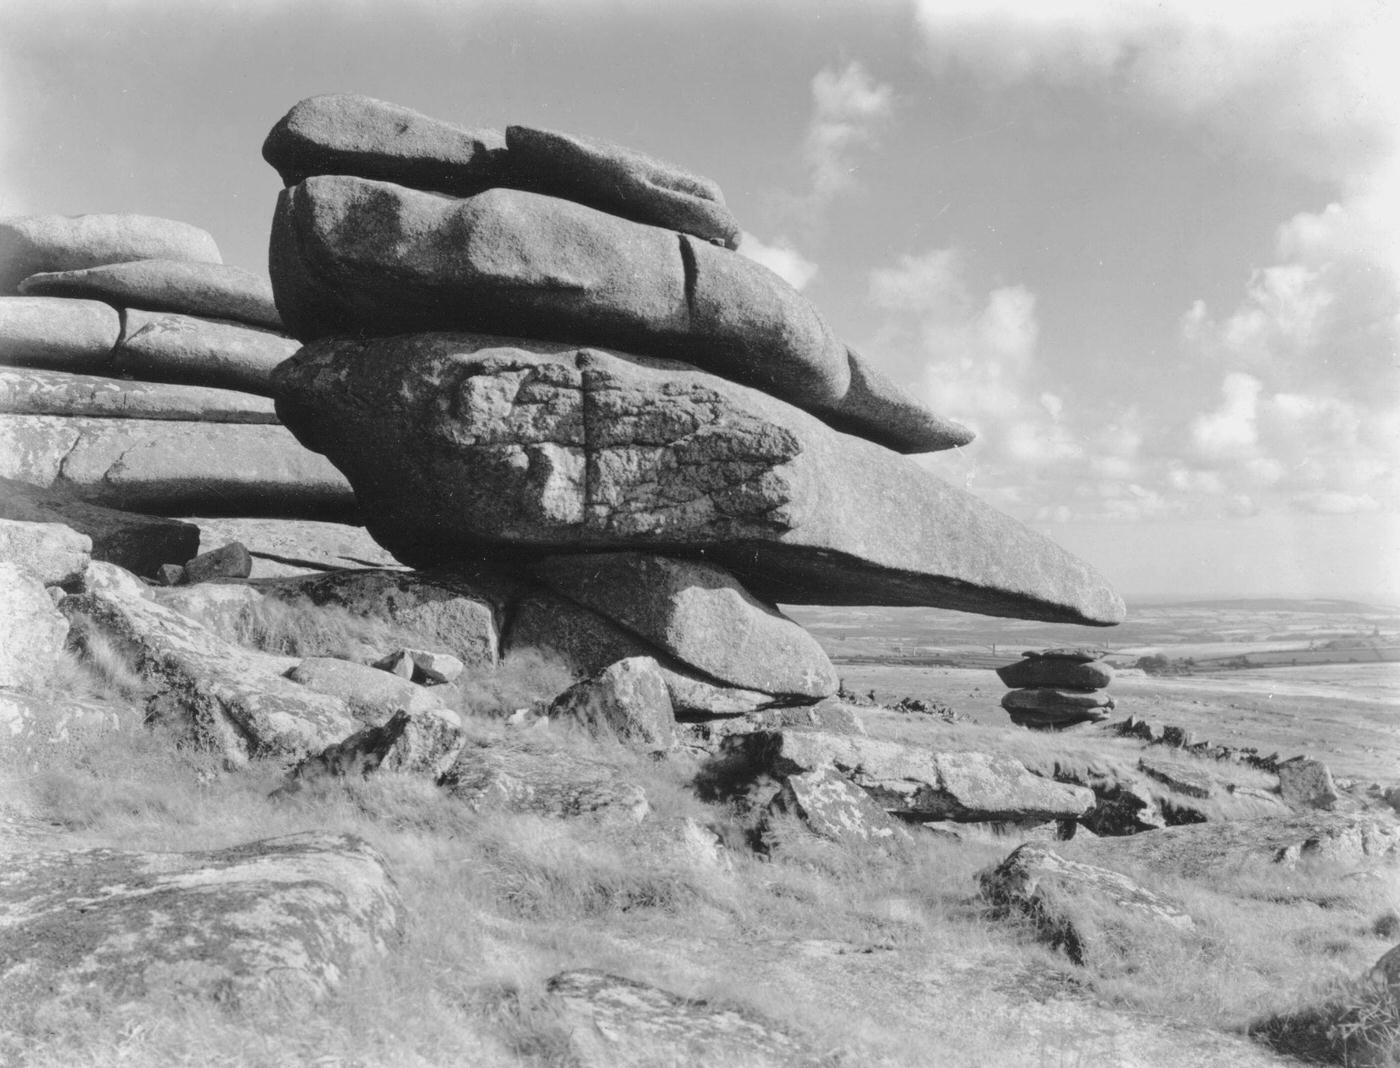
[0, 213, 352, 518]
[997, 648, 1116, 729]
[261, 93, 1125, 716]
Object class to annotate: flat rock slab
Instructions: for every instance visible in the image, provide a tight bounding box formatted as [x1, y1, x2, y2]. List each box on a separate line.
[1, 213, 221, 294]
[117, 309, 299, 396]
[769, 765, 910, 848]
[1067, 813, 1400, 878]
[0, 476, 199, 577]
[441, 741, 650, 822]
[0, 367, 279, 422]
[0, 515, 90, 585]
[531, 552, 837, 699]
[0, 414, 354, 517]
[21, 259, 282, 331]
[979, 843, 1194, 967]
[63, 564, 359, 765]
[0, 832, 401, 1021]
[0, 562, 69, 690]
[0, 296, 120, 371]
[287, 656, 446, 720]
[727, 728, 1096, 822]
[546, 969, 830, 1068]
[177, 516, 401, 577]
[997, 657, 1114, 689]
[273, 334, 1124, 623]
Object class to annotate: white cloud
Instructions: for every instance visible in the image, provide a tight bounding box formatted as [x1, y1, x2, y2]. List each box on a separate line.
[737, 231, 818, 291]
[803, 61, 893, 207]
[1189, 372, 1261, 461]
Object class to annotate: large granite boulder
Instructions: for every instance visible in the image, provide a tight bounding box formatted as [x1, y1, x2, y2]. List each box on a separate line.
[0, 367, 278, 423]
[20, 259, 282, 330]
[116, 309, 299, 395]
[997, 656, 1114, 689]
[548, 656, 677, 749]
[0, 516, 90, 585]
[726, 728, 1096, 822]
[0, 213, 221, 294]
[504, 123, 741, 248]
[0, 296, 120, 371]
[274, 334, 1124, 623]
[0, 562, 69, 690]
[531, 553, 837, 700]
[0, 832, 401, 1020]
[0, 477, 199, 577]
[0, 415, 354, 517]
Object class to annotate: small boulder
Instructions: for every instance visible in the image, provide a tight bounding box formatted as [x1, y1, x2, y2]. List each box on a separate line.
[283, 706, 466, 788]
[1278, 757, 1341, 811]
[548, 657, 676, 749]
[396, 647, 465, 684]
[183, 541, 253, 584]
[373, 650, 415, 679]
[155, 563, 186, 586]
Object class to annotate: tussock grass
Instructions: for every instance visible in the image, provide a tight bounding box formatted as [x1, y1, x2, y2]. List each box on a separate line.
[222, 594, 438, 662]
[448, 648, 578, 718]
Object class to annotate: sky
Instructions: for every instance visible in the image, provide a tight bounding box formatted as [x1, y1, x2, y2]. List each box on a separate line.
[1, 0, 1396, 604]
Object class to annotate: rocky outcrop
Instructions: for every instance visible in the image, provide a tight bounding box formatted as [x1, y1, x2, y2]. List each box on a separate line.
[0, 414, 354, 517]
[979, 843, 1194, 966]
[20, 259, 282, 330]
[727, 728, 1096, 823]
[1, 368, 278, 423]
[545, 969, 829, 1068]
[0, 562, 69, 689]
[283, 706, 466, 787]
[998, 648, 1117, 728]
[273, 335, 1123, 624]
[440, 740, 650, 822]
[1, 213, 221, 294]
[0, 476, 199, 577]
[0, 832, 402, 1020]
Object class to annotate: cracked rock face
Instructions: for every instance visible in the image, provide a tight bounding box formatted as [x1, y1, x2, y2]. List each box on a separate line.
[0, 832, 402, 1022]
[274, 334, 1124, 623]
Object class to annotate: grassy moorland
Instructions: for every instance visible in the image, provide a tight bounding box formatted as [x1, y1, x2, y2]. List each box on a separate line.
[1, 596, 1397, 1067]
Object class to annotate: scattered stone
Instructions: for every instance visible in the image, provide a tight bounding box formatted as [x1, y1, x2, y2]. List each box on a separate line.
[155, 563, 185, 586]
[285, 656, 446, 720]
[20, 259, 282, 330]
[727, 729, 1096, 822]
[1278, 757, 1341, 811]
[397, 647, 465, 684]
[1, 213, 222, 294]
[1138, 758, 1214, 800]
[545, 969, 827, 1068]
[0, 415, 355, 517]
[0, 516, 90, 585]
[1079, 779, 1167, 837]
[373, 650, 415, 679]
[440, 741, 650, 822]
[0, 833, 401, 1020]
[274, 334, 1125, 623]
[997, 657, 1114, 689]
[116, 309, 299, 396]
[0, 561, 69, 690]
[979, 843, 1194, 967]
[0, 366, 279, 423]
[0, 476, 199, 577]
[530, 552, 838, 700]
[183, 541, 253, 584]
[283, 707, 466, 788]
[768, 765, 911, 848]
[505, 123, 741, 247]
[0, 296, 120, 371]
[548, 657, 677, 749]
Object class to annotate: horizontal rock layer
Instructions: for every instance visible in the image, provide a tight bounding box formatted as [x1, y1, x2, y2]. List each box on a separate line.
[1, 368, 278, 423]
[1, 213, 221, 295]
[0, 296, 121, 370]
[273, 334, 1124, 623]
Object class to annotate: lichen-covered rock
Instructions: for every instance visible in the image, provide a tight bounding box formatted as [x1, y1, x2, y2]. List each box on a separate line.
[0, 415, 354, 517]
[548, 656, 677, 749]
[0, 476, 199, 576]
[768, 765, 911, 848]
[441, 741, 650, 822]
[0, 296, 121, 371]
[1, 213, 221, 294]
[0, 562, 69, 690]
[1002, 687, 1114, 729]
[996, 657, 1114, 689]
[546, 969, 829, 1068]
[1278, 757, 1340, 811]
[531, 553, 837, 700]
[116, 309, 299, 396]
[284, 706, 466, 787]
[183, 540, 253, 584]
[0, 832, 401, 1022]
[727, 728, 1095, 822]
[0, 367, 279, 423]
[20, 259, 282, 331]
[979, 843, 1194, 966]
[0, 516, 90, 585]
[273, 334, 1124, 624]
[62, 573, 358, 765]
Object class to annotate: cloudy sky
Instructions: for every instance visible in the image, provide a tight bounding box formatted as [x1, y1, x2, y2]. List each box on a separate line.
[2, 0, 1395, 602]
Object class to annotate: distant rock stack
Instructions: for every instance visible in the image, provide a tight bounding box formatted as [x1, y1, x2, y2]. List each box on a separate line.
[0, 214, 353, 518]
[997, 649, 1115, 729]
[259, 93, 1126, 713]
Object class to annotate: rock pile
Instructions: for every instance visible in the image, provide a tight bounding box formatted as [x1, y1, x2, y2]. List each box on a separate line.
[261, 93, 1124, 726]
[997, 648, 1116, 729]
[0, 213, 353, 518]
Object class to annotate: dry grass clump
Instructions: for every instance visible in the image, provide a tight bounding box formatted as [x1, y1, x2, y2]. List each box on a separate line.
[448, 649, 578, 718]
[222, 594, 435, 661]
[1250, 977, 1400, 1066]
